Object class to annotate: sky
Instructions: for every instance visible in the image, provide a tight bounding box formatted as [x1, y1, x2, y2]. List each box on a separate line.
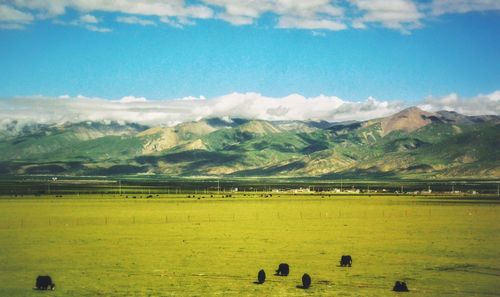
[0, 0, 499, 125]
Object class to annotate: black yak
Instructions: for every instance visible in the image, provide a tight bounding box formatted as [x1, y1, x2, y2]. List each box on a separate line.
[34, 275, 55, 290]
[275, 263, 289, 276]
[340, 255, 352, 267]
[393, 281, 409, 292]
[301, 273, 311, 289]
[257, 269, 266, 284]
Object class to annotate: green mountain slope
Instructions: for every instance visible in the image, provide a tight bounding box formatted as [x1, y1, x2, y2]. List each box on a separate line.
[0, 108, 498, 178]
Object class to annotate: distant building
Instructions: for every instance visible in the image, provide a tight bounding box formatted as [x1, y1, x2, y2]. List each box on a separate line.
[291, 188, 312, 194]
[421, 187, 432, 194]
[344, 189, 360, 194]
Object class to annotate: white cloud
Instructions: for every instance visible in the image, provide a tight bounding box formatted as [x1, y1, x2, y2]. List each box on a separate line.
[11, 0, 214, 19]
[206, 0, 346, 30]
[115, 96, 148, 103]
[79, 14, 98, 24]
[431, 0, 500, 16]
[116, 15, 155, 26]
[9, 0, 66, 17]
[278, 16, 347, 31]
[204, 0, 271, 21]
[351, 20, 367, 29]
[85, 24, 111, 33]
[7, 0, 212, 29]
[0, 4, 33, 22]
[0, 92, 397, 127]
[52, 13, 112, 32]
[206, 93, 401, 122]
[159, 16, 189, 28]
[210, 0, 344, 19]
[0, 22, 25, 29]
[350, 0, 423, 32]
[5, 0, 500, 33]
[1, 91, 497, 128]
[0, 4, 33, 29]
[8, 0, 350, 32]
[180, 95, 207, 101]
[419, 91, 500, 116]
[217, 13, 254, 25]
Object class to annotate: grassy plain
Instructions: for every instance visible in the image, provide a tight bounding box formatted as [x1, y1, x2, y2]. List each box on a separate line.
[0, 194, 499, 296]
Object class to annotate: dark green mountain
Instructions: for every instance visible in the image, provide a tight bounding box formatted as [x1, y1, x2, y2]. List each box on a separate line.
[0, 108, 498, 179]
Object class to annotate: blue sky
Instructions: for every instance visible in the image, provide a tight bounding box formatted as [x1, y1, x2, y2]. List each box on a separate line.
[0, 0, 499, 107]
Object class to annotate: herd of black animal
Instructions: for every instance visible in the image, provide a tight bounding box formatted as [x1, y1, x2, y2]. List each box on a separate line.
[256, 256, 409, 292]
[33, 255, 408, 293]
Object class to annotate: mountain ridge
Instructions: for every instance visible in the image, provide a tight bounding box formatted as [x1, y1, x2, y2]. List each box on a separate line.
[0, 107, 498, 179]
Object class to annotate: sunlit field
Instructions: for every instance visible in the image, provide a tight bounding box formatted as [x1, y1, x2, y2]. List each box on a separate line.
[0, 194, 499, 296]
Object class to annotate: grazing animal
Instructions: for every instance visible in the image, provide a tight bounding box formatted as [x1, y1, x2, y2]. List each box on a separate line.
[393, 281, 409, 292]
[35, 275, 55, 290]
[275, 263, 289, 276]
[257, 269, 266, 284]
[340, 255, 352, 267]
[301, 273, 311, 289]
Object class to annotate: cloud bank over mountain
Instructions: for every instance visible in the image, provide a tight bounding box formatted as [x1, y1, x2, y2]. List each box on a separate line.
[1, 91, 498, 127]
[419, 91, 500, 115]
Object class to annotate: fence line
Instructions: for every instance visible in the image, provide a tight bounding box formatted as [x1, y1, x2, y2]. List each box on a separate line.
[0, 208, 489, 230]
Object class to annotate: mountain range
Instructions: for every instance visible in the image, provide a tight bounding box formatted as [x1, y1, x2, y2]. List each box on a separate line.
[0, 107, 498, 179]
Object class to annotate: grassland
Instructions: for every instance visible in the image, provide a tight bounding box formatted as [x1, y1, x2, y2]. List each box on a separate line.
[0, 194, 499, 296]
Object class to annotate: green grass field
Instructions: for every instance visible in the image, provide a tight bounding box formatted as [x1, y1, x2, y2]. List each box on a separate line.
[0, 194, 499, 296]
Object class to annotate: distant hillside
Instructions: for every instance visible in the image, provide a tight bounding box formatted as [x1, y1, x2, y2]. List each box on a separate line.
[0, 108, 498, 179]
